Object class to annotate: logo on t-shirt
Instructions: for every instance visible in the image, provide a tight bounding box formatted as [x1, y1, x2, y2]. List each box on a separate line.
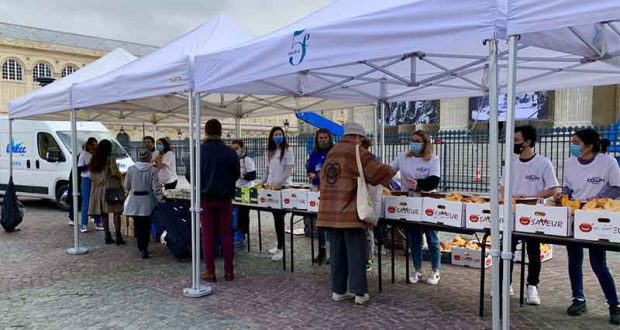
[586, 177, 605, 184]
[416, 167, 430, 174]
[524, 174, 540, 182]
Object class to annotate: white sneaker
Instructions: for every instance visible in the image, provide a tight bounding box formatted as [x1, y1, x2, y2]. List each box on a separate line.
[355, 293, 370, 305]
[332, 292, 355, 302]
[271, 249, 283, 261]
[95, 224, 104, 231]
[268, 246, 279, 254]
[366, 260, 373, 272]
[80, 225, 89, 233]
[426, 270, 441, 285]
[409, 271, 423, 284]
[68, 220, 74, 226]
[526, 285, 541, 305]
[490, 285, 514, 297]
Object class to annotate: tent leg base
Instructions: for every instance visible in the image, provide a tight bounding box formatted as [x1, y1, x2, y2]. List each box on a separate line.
[66, 247, 88, 255]
[183, 285, 213, 298]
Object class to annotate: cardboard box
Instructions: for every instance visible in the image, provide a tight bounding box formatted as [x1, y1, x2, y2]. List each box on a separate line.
[307, 192, 320, 213]
[249, 187, 259, 204]
[515, 204, 572, 237]
[513, 244, 553, 263]
[451, 247, 492, 268]
[574, 210, 620, 243]
[258, 189, 282, 209]
[234, 187, 242, 202]
[281, 189, 309, 210]
[422, 197, 465, 228]
[383, 196, 423, 222]
[240, 188, 251, 204]
[465, 203, 506, 231]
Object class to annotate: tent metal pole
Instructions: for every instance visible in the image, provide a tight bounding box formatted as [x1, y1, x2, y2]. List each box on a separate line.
[502, 35, 519, 330]
[235, 117, 241, 138]
[380, 102, 386, 162]
[487, 39, 501, 330]
[67, 108, 88, 255]
[183, 91, 212, 298]
[373, 104, 378, 149]
[8, 118, 13, 178]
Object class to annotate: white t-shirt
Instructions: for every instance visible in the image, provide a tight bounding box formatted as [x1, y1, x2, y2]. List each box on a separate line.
[563, 154, 620, 200]
[77, 151, 93, 178]
[237, 156, 256, 188]
[503, 154, 560, 198]
[390, 152, 440, 192]
[265, 148, 295, 186]
[156, 151, 178, 185]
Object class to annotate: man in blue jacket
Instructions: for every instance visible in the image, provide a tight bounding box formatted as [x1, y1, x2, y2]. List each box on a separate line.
[187, 119, 240, 282]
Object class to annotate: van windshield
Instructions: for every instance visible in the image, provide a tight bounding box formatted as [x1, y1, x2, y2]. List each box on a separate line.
[56, 131, 128, 159]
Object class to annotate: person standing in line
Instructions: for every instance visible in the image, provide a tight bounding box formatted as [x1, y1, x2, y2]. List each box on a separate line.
[88, 140, 125, 245]
[500, 125, 560, 304]
[154, 138, 178, 190]
[124, 149, 164, 259]
[560, 128, 620, 325]
[78, 137, 103, 233]
[231, 140, 256, 245]
[258, 127, 294, 262]
[391, 130, 442, 285]
[317, 122, 395, 306]
[194, 119, 240, 282]
[306, 128, 334, 264]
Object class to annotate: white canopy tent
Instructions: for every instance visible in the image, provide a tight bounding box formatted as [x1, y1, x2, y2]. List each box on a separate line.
[499, 2, 620, 329]
[192, 0, 507, 327]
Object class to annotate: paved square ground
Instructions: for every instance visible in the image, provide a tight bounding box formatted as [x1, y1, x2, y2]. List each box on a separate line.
[1, 200, 618, 329]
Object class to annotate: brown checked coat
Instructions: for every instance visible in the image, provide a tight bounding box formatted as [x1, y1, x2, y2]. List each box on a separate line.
[317, 135, 395, 229]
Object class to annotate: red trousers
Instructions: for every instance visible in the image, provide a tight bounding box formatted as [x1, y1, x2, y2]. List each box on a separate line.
[200, 197, 233, 275]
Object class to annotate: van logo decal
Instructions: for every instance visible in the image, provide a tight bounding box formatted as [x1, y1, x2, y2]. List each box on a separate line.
[5, 139, 27, 155]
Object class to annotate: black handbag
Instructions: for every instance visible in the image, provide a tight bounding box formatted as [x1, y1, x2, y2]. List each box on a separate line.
[104, 159, 125, 203]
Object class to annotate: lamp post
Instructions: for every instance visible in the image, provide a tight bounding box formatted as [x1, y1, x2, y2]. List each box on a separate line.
[283, 119, 290, 135]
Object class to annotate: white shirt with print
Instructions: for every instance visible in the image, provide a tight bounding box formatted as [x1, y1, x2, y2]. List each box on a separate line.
[390, 152, 440, 192]
[563, 154, 620, 200]
[265, 148, 295, 186]
[78, 151, 93, 178]
[503, 154, 560, 198]
[237, 156, 256, 188]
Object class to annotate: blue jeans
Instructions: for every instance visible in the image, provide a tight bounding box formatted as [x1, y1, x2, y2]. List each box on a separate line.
[408, 226, 440, 271]
[80, 178, 100, 227]
[318, 229, 328, 248]
[567, 244, 619, 305]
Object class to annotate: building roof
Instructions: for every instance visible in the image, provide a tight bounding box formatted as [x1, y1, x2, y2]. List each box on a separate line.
[0, 22, 157, 56]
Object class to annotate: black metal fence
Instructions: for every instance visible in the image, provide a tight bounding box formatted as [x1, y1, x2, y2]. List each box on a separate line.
[125, 125, 620, 193]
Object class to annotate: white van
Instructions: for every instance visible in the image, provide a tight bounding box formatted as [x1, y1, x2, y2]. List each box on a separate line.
[0, 117, 134, 210]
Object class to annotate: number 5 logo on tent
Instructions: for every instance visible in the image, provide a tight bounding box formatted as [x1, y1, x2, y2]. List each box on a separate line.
[288, 29, 310, 66]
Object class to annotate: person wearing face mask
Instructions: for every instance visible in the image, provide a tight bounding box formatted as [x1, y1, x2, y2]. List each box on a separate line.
[257, 127, 295, 262]
[559, 128, 620, 325]
[306, 129, 334, 264]
[231, 140, 256, 241]
[499, 125, 560, 304]
[390, 130, 441, 285]
[154, 138, 178, 190]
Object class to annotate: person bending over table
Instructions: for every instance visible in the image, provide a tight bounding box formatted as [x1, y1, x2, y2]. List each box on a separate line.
[258, 127, 294, 262]
[231, 140, 256, 245]
[390, 130, 441, 285]
[559, 128, 620, 325]
[500, 125, 560, 304]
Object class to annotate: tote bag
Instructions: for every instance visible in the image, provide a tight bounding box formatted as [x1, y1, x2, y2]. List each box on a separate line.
[355, 145, 378, 226]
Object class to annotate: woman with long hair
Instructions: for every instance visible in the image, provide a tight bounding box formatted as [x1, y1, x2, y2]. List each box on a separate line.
[232, 140, 256, 243]
[88, 139, 126, 245]
[306, 128, 334, 264]
[258, 127, 294, 261]
[77, 137, 102, 233]
[154, 137, 178, 190]
[561, 128, 619, 325]
[390, 130, 442, 285]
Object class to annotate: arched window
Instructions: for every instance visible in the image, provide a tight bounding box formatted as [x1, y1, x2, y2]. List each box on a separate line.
[2, 59, 23, 81]
[61, 64, 78, 77]
[32, 62, 52, 81]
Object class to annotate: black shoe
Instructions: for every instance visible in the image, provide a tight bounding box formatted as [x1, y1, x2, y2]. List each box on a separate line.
[105, 232, 115, 245]
[313, 248, 327, 264]
[567, 299, 587, 316]
[115, 233, 126, 245]
[611, 304, 620, 325]
[141, 251, 149, 259]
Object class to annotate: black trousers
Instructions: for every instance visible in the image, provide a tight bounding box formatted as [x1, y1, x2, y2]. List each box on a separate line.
[273, 212, 285, 249]
[237, 206, 250, 235]
[330, 228, 367, 296]
[509, 239, 541, 286]
[133, 216, 152, 253]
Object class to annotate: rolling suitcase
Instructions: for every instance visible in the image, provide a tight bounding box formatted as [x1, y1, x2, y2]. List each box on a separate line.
[151, 199, 192, 259]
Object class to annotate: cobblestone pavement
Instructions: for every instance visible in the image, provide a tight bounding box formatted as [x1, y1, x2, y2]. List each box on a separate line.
[1, 200, 619, 329]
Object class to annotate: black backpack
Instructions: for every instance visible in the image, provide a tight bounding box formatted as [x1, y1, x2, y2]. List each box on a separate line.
[1, 177, 24, 232]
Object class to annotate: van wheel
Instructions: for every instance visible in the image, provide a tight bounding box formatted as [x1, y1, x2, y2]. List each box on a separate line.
[56, 183, 70, 211]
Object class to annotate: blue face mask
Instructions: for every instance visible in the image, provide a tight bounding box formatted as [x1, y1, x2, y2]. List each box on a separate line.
[156, 145, 164, 153]
[410, 142, 424, 154]
[273, 136, 284, 146]
[569, 144, 583, 157]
